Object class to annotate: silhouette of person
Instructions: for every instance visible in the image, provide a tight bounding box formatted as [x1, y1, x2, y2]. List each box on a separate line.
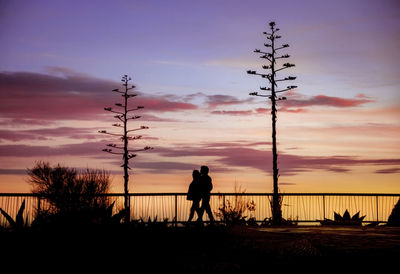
[187, 169, 201, 222]
[198, 165, 214, 223]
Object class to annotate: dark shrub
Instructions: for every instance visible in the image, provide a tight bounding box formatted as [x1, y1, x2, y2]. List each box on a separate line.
[27, 161, 113, 226]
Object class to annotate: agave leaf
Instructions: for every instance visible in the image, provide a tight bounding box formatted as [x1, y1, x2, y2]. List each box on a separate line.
[16, 200, 25, 227]
[106, 201, 115, 217]
[359, 215, 366, 222]
[0, 207, 16, 227]
[351, 211, 360, 221]
[343, 210, 351, 221]
[334, 212, 342, 221]
[111, 208, 127, 223]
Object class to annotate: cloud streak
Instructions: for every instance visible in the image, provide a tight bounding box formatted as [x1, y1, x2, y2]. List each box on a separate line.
[0, 69, 197, 122]
[0, 127, 99, 142]
[0, 140, 399, 175]
[375, 168, 400, 174]
[0, 141, 105, 157]
[210, 93, 375, 115]
[284, 93, 375, 109]
[153, 142, 400, 175]
[205, 94, 253, 108]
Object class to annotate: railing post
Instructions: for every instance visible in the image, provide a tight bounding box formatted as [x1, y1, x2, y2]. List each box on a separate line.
[37, 195, 41, 217]
[376, 195, 379, 222]
[174, 194, 178, 227]
[322, 195, 326, 220]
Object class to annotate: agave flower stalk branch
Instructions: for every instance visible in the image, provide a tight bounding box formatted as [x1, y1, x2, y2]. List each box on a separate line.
[98, 130, 124, 137]
[247, 21, 297, 225]
[127, 126, 149, 133]
[104, 107, 124, 115]
[100, 75, 152, 222]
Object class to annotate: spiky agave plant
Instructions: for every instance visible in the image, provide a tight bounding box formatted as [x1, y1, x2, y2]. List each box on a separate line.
[0, 200, 26, 230]
[320, 209, 366, 226]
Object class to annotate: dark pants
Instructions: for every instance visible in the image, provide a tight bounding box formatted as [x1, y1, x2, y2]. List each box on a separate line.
[199, 196, 214, 222]
[188, 199, 201, 222]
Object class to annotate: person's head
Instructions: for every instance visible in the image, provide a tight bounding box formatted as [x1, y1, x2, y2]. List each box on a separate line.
[192, 169, 200, 179]
[200, 165, 209, 175]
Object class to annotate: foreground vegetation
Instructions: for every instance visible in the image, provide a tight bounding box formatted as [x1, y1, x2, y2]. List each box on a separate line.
[1, 196, 399, 271]
[1, 162, 399, 270]
[1, 221, 399, 271]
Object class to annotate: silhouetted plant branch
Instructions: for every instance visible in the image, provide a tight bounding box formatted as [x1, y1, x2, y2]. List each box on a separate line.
[247, 22, 297, 225]
[216, 185, 257, 226]
[28, 162, 111, 215]
[27, 162, 122, 228]
[0, 200, 26, 230]
[99, 75, 153, 222]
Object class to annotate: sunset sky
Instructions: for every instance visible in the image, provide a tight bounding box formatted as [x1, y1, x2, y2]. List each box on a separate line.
[0, 0, 399, 193]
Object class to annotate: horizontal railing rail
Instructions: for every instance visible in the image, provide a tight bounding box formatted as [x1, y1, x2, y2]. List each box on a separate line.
[1, 192, 399, 196]
[0, 193, 399, 226]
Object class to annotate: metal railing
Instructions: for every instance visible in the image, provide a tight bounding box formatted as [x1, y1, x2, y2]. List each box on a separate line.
[0, 193, 399, 226]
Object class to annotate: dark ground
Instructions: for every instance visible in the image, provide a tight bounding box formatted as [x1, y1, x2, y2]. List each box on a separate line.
[1, 225, 399, 272]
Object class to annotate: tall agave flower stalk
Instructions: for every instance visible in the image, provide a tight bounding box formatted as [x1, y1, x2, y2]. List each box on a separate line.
[99, 75, 153, 222]
[247, 22, 297, 224]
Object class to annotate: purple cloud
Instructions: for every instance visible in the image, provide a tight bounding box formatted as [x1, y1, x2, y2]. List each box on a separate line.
[211, 110, 254, 115]
[154, 142, 400, 175]
[284, 93, 375, 108]
[209, 93, 375, 116]
[0, 69, 197, 122]
[0, 127, 99, 142]
[375, 168, 400, 174]
[0, 137, 398, 176]
[0, 141, 105, 157]
[206, 94, 253, 108]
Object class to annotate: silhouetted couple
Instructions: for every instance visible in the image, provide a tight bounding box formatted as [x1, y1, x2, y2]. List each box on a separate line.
[187, 165, 214, 224]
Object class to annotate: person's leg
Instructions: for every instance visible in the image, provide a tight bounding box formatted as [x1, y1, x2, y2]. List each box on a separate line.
[188, 203, 195, 222]
[193, 200, 200, 217]
[196, 199, 204, 222]
[189, 200, 201, 222]
[204, 200, 214, 222]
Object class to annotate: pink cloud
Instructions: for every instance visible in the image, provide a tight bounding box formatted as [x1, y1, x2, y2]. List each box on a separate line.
[0, 69, 197, 122]
[202, 141, 271, 147]
[133, 161, 198, 174]
[153, 142, 400, 175]
[0, 141, 105, 157]
[284, 94, 375, 109]
[187, 93, 253, 108]
[0, 127, 99, 142]
[0, 130, 49, 142]
[375, 168, 400, 174]
[0, 140, 399, 175]
[355, 93, 373, 99]
[0, 118, 53, 126]
[211, 110, 254, 115]
[257, 107, 307, 114]
[207, 95, 244, 107]
[278, 107, 307, 113]
[139, 98, 196, 112]
[208, 93, 374, 116]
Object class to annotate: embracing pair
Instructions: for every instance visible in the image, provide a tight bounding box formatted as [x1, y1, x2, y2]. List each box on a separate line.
[186, 165, 214, 223]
